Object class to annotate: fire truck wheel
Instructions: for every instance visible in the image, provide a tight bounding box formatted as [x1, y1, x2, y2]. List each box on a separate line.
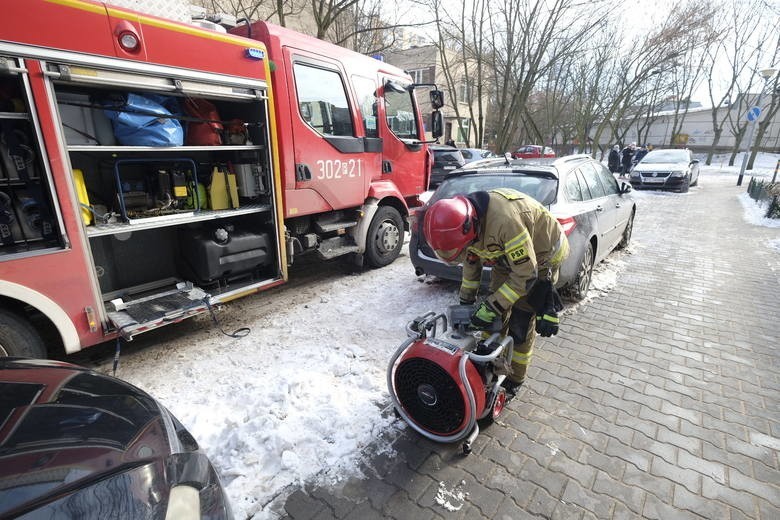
[0, 309, 47, 359]
[365, 206, 404, 268]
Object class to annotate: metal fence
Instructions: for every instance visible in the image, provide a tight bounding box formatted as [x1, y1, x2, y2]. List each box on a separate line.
[747, 176, 780, 219]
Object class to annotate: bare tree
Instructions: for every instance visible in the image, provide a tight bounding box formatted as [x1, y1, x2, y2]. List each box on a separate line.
[308, 0, 361, 39]
[567, 36, 618, 156]
[633, 72, 672, 146]
[526, 61, 573, 152]
[422, 0, 491, 147]
[459, 0, 490, 147]
[330, 0, 433, 54]
[194, 0, 303, 26]
[746, 31, 780, 169]
[726, 57, 773, 165]
[486, 0, 606, 153]
[703, 0, 771, 165]
[665, 31, 718, 147]
[590, 0, 716, 155]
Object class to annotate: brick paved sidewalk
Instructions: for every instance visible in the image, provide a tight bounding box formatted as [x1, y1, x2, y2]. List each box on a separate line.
[279, 176, 780, 519]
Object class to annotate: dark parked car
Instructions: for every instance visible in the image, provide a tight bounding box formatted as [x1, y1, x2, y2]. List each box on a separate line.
[410, 155, 636, 301]
[0, 358, 232, 519]
[629, 148, 700, 192]
[430, 145, 466, 187]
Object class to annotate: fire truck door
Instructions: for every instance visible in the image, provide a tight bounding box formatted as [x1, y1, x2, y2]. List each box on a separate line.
[285, 52, 373, 213]
[377, 76, 427, 197]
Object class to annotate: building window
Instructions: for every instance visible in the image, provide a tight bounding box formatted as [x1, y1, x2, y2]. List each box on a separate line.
[456, 118, 470, 142]
[458, 80, 471, 102]
[408, 69, 425, 84]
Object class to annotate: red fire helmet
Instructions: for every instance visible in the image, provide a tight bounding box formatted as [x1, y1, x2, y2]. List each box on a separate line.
[423, 195, 477, 262]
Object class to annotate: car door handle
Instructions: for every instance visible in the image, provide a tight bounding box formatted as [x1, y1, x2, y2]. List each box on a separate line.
[615, 203, 621, 208]
[596, 205, 603, 212]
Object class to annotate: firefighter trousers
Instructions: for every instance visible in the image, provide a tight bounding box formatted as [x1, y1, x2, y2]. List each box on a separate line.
[491, 269, 561, 385]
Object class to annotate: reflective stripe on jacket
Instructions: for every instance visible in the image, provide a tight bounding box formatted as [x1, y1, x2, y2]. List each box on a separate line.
[459, 189, 568, 311]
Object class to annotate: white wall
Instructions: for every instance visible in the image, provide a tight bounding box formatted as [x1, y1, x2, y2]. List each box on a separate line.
[599, 105, 780, 152]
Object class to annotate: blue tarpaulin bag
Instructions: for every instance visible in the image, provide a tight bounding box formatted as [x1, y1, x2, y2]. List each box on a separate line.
[103, 93, 183, 146]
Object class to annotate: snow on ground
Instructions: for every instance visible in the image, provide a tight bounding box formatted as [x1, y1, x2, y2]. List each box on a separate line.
[738, 193, 780, 228]
[702, 152, 780, 232]
[89, 152, 778, 519]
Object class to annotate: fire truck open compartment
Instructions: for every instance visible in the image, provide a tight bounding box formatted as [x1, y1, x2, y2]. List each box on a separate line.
[46, 63, 283, 337]
[1, 60, 65, 257]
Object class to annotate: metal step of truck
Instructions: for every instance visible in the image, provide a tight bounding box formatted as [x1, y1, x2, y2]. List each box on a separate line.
[316, 236, 359, 260]
[314, 220, 358, 233]
[107, 282, 209, 340]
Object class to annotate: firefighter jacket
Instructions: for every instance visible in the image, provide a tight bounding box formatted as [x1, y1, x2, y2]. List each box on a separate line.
[459, 188, 569, 312]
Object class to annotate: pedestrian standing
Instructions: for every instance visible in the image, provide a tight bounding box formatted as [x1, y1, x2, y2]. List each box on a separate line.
[608, 145, 621, 173]
[620, 143, 635, 177]
[634, 144, 649, 165]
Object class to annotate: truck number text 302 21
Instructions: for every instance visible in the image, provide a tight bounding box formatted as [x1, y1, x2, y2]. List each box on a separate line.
[315, 159, 363, 180]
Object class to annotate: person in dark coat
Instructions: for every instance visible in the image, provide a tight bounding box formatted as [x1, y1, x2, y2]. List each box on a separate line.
[620, 143, 635, 177]
[608, 145, 620, 173]
[633, 145, 649, 165]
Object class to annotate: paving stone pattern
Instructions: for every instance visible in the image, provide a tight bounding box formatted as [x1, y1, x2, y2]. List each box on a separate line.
[280, 178, 780, 519]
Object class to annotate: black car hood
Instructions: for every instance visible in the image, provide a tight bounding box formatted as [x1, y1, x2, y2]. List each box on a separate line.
[0, 358, 171, 517]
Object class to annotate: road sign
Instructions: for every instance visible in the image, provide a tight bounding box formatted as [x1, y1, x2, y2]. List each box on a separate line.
[747, 106, 761, 122]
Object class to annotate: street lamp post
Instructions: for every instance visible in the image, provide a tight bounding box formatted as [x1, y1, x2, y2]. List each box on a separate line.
[737, 67, 778, 186]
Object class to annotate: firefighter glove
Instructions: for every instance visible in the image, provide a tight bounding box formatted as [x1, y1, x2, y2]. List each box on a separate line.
[536, 312, 559, 337]
[470, 301, 498, 330]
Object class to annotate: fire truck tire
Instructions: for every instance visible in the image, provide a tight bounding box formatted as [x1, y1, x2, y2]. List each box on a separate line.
[0, 309, 47, 359]
[365, 206, 404, 268]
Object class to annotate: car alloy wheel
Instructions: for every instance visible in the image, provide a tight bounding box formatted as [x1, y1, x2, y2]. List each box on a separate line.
[617, 212, 634, 250]
[568, 241, 594, 302]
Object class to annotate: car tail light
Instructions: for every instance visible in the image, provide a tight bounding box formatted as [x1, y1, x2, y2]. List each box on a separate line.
[557, 216, 576, 236]
[409, 208, 424, 231]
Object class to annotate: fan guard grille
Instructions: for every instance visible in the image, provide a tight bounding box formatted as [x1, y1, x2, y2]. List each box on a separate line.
[394, 357, 465, 434]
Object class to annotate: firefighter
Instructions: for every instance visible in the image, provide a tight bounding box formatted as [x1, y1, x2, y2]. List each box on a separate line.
[423, 188, 569, 396]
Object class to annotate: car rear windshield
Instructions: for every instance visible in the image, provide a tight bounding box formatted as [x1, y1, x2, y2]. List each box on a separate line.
[432, 173, 558, 206]
[435, 150, 463, 162]
[641, 150, 689, 163]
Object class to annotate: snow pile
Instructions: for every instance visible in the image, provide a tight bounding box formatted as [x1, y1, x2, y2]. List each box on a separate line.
[737, 193, 780, 228]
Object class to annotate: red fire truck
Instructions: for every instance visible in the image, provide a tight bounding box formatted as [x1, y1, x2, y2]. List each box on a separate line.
[0, 0, 442, 358]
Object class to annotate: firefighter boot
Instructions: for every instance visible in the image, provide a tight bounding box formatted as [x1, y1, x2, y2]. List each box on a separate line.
[501, 378, 524, 400]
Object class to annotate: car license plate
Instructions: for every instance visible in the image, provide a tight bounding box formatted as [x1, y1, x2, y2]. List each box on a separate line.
[643, 177, 664, 183]
[444, 166, 456, 170]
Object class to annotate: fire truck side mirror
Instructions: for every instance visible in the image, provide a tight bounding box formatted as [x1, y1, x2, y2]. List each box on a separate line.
[431, 110, 443, 139]
[384, 80, 408, 94]
[429, 90, 444, 110]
